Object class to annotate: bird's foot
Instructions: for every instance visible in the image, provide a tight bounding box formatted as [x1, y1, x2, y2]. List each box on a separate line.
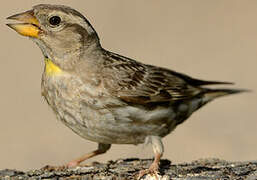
[41, 165, 67, 171]
[41, 160, 83, 171]
[66, 160, 80, 168]
[66, 160, 92, 168]
[138, 162, 159, 179]
[41, 162, 89, 171]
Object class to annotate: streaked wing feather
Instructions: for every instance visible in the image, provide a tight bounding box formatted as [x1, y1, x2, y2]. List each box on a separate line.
[103, 52, 201, 104]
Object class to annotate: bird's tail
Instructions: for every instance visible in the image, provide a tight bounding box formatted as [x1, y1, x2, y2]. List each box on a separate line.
[203, 88, 249, 102]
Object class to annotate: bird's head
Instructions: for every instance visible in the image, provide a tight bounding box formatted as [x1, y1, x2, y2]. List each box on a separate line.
[7, 4, 101, 69]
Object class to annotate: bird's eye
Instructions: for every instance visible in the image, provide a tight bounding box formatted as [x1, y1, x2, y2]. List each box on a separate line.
[49, 16, 61, 26]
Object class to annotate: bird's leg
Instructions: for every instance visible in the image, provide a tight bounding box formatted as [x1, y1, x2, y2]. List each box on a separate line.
[138, 136, 164, 179]
[67, 143, 111, 167]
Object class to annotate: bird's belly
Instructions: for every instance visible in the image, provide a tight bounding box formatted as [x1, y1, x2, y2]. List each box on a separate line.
[43, 92, 150, 144]
[41, 74, 200, 145]
[43, 91, 174, 145]
[41, 74, 151, 144]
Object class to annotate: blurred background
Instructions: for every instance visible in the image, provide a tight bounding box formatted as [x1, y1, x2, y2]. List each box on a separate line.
[0, 0, 256, 171]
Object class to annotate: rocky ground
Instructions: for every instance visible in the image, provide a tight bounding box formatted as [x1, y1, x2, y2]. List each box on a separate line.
[0, 158, 256, 180]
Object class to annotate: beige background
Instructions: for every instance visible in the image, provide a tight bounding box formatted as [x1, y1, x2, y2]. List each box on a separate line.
[0, 0, 256, 171]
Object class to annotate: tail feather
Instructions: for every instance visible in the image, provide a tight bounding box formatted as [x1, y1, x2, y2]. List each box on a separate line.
[169, 70, 234, 86]
[203, 88, 250, 101]
[193, 80, 234, 86]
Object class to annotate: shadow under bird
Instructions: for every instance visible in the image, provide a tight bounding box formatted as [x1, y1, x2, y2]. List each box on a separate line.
[7, 4, 246, 178]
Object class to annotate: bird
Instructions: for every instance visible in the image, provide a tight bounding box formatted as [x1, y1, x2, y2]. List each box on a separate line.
[7, 4, 246, 178]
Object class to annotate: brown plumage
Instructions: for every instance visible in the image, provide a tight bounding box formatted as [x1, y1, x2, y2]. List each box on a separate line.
[7, 4, 246, 178]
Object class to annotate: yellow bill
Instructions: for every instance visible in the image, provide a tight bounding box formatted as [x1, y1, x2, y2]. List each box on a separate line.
[7, 10, 41, 38]
[7, 23, 40, 38]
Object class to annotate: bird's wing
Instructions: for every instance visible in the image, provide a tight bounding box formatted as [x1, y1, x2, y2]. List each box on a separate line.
[102, 52, 204, 105]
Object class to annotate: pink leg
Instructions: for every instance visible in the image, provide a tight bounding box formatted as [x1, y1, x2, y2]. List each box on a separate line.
[67, 143, 111, 167]
[138, 136, 164, 179]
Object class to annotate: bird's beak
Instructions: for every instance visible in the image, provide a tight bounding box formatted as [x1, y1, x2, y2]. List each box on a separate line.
[6, 10, 41, 38]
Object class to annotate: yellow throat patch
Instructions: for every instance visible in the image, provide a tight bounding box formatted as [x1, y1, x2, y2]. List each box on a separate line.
[44, 58, 62, 76]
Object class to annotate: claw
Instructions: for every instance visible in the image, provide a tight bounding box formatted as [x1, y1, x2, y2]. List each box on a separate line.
[41, 165, 67, 171]
[138, 162, 160, 179]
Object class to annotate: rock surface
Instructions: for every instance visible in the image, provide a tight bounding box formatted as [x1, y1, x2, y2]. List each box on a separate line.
[0, 158, 257, 180]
